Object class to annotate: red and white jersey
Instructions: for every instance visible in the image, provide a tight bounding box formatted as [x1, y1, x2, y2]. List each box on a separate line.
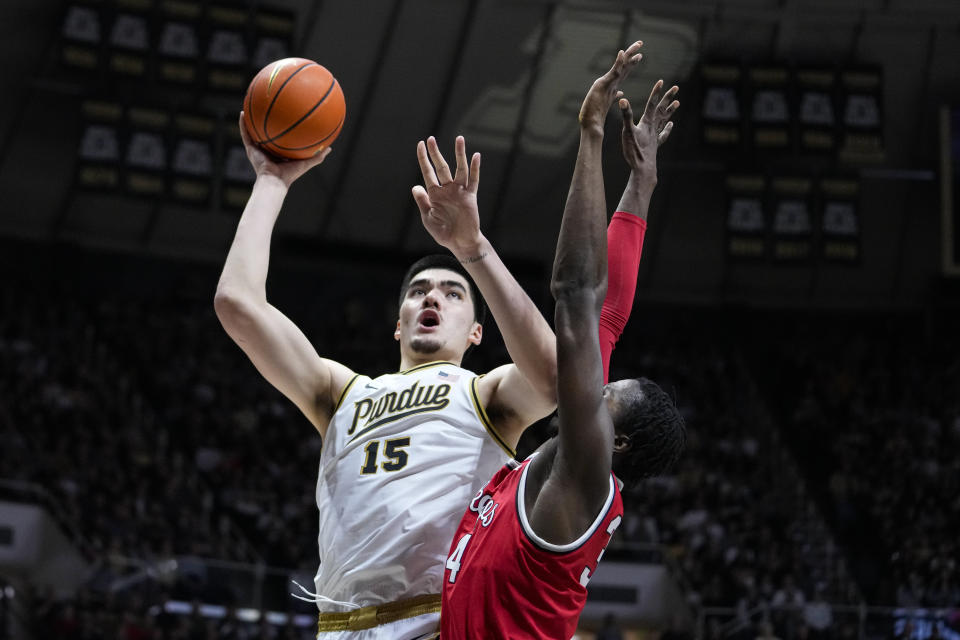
[440, 456, 623, 639]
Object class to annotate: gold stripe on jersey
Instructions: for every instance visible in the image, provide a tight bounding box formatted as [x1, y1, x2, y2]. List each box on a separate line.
[399, 360, 456, 375]
[316, 593, 441, 632]
[333, 374, 361, 412]
[470, 375, 515, 457]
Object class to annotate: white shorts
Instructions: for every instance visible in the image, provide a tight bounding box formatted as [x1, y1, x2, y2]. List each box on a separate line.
[315, 611, 439, 640]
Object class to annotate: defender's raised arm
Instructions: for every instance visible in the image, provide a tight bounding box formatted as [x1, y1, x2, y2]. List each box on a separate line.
[439, 43, 685, 640]
[600, 80, 679, 381]
[546, 45, 646, 527]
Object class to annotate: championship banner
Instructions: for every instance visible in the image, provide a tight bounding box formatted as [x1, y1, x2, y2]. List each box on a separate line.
[124, 106, 169, 197]
[839, 67, 884, 163]
[725, 174, 767, 260]
[700, 63, 742, 147]
[157, 0, 203, 86]
[61, 2, 107, 71]
[770, 177, 813, 262]
[220, 121, 255, 211]
[106, 5, 151, 79]
[77, 99, 124, 191]
[170, 112, 215, 206]
[204, 4, 251, 93]
[251, 6, 295, 71]
[747, 65, 790, 149]
[796, 68, 837, 153]
[819, 177, 860, 263]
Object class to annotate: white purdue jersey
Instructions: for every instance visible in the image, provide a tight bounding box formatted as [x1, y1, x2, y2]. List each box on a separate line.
[313, 360, 513, 610]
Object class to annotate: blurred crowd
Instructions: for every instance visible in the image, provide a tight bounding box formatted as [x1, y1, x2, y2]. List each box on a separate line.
[605, 318, 860, 640]
[768, 314, 960, 609]
[17, 586, 314, 640]
[2, 259, 958, 638]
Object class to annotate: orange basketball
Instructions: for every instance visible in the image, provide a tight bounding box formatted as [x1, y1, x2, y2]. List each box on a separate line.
[242, 57, 345, 160]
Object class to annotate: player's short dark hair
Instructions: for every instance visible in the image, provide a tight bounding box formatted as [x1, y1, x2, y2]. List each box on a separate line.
[399, 254, 487, 326]
[614, 377, 685, 484]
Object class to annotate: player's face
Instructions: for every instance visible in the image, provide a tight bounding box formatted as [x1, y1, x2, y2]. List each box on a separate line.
[395, 268, 481, 360]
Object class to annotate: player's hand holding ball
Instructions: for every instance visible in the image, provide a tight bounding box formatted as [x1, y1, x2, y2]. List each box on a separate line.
[239, 57, 346, 186]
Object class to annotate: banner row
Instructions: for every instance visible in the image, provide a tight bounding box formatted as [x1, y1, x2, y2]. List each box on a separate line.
[725, 174, 860, 264]
[60, 1, 294, 92]
[75, 100, 254, 209]
[700, 63, 883, 163]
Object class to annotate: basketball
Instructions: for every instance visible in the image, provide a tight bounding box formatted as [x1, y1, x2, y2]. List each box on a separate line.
[242, 57, 346, 160]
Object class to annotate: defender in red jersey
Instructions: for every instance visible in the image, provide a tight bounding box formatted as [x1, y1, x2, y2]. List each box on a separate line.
[441, 43, 686, 639]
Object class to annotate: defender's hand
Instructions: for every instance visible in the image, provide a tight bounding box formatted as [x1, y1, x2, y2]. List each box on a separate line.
[238, 112, 331, 188]
[619, 80, 679, 176]
[411, 135, 483, 255]
[578, 40, 643, 135]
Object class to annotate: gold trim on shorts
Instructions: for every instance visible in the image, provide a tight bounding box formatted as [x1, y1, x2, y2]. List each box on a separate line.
[316, 594, 441, 632]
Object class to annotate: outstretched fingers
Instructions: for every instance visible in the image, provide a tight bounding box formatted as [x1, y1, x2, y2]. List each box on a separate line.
[605, 49, 625, 80]
[468, 151, 481, 193]
[658, 121, 675, 145]
[623, 40, 643, 67]
[455, 135, 482, 192]
[599, 41, 643, 87]
[641, 80, 665, 123]
[656, 85, 680, 122]
[642, 81, 680, 133]
[426, 136, 454, 185]
[655, 84, 680, 144]
[416, 140, 440, 189]
[411, 185, 432, 216]
[453, 136, 469, 185]
[619, 96, 635, 130]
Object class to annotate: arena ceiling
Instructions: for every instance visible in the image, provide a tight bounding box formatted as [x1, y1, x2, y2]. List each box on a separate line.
[0, 0, 958, 291]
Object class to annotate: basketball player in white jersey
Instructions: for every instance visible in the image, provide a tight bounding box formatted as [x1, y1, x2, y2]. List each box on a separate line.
[215, 118, 557, 638]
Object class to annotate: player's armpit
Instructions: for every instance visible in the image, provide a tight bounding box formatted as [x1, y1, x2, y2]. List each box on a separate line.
[475, 364, 557, 449]
[213, 292, 355, 437]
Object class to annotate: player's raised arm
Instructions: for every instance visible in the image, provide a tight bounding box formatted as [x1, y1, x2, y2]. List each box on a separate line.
[214, 114, 354, 437]
[521, 44, 643, 545]
[553, 44, 643, 484]
[412, 136, 557, 446]
[600, 81, 679, 382]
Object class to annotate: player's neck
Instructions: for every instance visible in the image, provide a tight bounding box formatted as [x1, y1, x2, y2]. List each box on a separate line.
[398, 353, 463, 372]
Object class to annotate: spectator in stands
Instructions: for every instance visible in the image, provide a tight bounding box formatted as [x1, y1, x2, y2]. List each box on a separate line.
[892, 621, 915, 640]
[773, 575, 805, 606]
[738, 580, 770, 623]
[802, 584, 834, 640]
